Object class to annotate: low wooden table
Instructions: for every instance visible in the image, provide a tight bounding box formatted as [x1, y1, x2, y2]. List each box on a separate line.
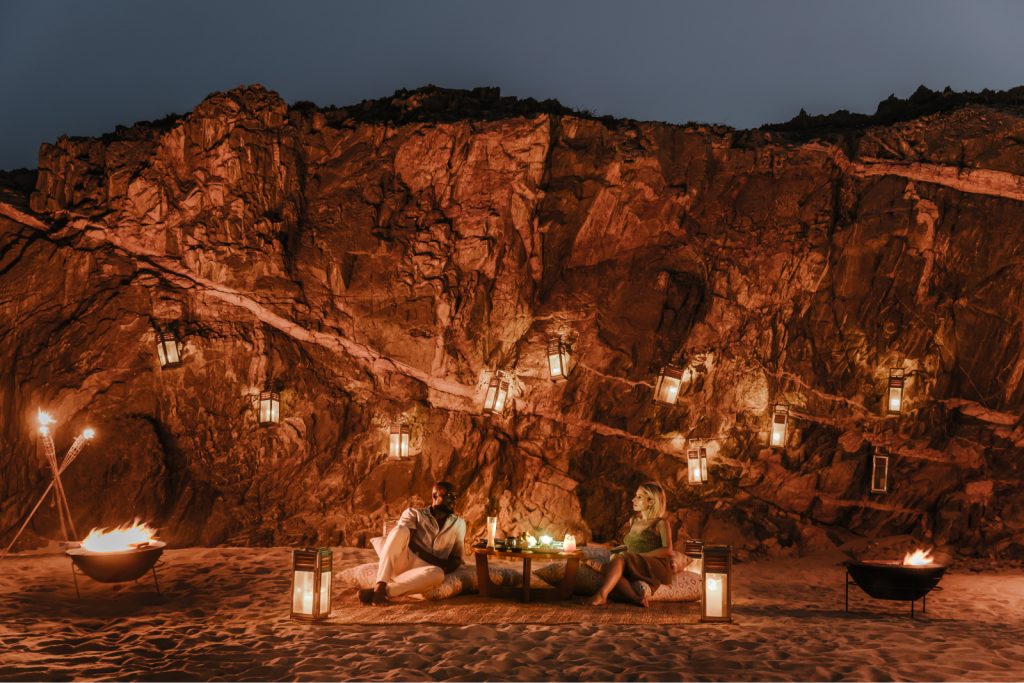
[474, 548, 583, 602]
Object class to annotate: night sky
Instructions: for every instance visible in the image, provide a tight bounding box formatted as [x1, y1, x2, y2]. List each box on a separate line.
[2, 0, 1023, 170]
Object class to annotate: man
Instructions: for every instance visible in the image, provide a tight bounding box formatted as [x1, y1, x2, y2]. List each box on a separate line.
[360, 481, 466, 605]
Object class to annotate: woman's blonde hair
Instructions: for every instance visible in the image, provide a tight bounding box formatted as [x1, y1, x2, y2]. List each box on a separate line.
[637, 482, 667, 520]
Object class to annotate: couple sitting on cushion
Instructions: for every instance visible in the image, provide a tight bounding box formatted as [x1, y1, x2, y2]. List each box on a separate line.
[359, 479, 673, 608]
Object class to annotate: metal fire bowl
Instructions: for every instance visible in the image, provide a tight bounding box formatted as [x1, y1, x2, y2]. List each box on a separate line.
[66, 542, 166, 583]
[844, 559, 947, 602]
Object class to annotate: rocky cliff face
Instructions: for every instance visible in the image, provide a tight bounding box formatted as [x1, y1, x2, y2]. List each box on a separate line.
[2, 84, 1023, 560]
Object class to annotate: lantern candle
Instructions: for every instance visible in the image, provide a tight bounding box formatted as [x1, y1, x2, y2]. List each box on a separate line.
[290, 547, 333, 621]
[701, 545, 732, 623]
[887, 368, 905, 415]
[653, 365, 687, 405]
[547, 337, 573, 382]
[563, 534, 577, 554]
[483, 375, 511, 416]
[770, 404, 789, 448]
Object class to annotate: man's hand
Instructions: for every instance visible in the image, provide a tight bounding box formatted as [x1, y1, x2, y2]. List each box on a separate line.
[442, 556, 462, 574]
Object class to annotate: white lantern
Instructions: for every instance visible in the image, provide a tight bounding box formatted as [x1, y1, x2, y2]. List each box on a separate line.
[389, 420, 411, 460]
[547, 337, 572, 382]
[687, 443, 708, 485]
[870, 449, 890, 493]
[653, 365, 687, 405]
[258, 388, 280, 426]
[701, 545, 732, 623]
[770, 404, 789, 448]
[886, 368, 905, 415]
[156, 330, 181, 369]
[290, 547, 332, 621]
[483, 375, 511, 416]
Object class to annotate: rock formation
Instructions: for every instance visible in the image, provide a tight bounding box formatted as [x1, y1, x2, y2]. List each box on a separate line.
[2, 84, 1023, 560]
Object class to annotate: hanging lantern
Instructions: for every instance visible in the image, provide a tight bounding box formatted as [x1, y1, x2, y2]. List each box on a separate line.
[389, 419, 411, 460]
[870, 448, 890, 493]
[886, 368, 905, 415]
[701, 544, 732, 623]
[258, 387, 280, 426]
[483, 375, 511, 416]
[156, 330, 181, 369]
[770, 404, 789, 448]
[653, 365, 687, 405]
[547, 337, 573, 382]
[290, 547, 332, 621]
[687, 442, 708, 485]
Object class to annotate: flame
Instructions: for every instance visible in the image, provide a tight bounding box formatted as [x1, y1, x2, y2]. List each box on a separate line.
[81, 520, 159, 552]
[902, 548, 934, 566]
[82, 428, 96, 440]
[37, 409, 55, 435]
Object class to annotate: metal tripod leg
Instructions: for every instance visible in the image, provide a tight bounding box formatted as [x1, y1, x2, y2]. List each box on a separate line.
[70, 561, 81, 600]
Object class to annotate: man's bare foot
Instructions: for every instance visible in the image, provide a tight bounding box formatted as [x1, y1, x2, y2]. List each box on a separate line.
[588, 594, 607, 606]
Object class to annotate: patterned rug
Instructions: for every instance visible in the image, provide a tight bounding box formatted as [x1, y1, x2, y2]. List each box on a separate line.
[325, 594, 698, 625]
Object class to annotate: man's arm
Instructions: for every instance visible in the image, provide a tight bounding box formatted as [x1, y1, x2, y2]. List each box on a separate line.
[440, 520, 466, 573]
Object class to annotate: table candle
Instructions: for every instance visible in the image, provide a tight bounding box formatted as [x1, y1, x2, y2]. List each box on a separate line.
[563, 534, 577, 553]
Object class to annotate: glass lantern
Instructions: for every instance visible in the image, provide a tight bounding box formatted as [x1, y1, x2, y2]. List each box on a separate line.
[770, 404, 789, 448]
[156, 330, 181, 369]
[389, 420, 411, 460]
[258, 388, 280, 426]
[483, 375, 510, 416]
[547, 337, 572, 382]
[701, 544, 732, 623]
[870, 448, 890, 493]
[653, 365, 687, 405]
[887, 368, 905, 415]
[687, 443, 708, 485]
[290, 547, 332, 621]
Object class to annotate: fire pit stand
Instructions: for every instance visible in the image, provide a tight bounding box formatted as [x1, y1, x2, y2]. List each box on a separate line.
[66, 542, 166, 599]
[843, 559, 947, 619]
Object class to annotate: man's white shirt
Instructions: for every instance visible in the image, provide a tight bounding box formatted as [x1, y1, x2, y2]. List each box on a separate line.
[396, 506, 466, 562]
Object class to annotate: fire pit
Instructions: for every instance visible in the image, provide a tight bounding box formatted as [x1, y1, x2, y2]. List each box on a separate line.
[65, 521, 165, 597]
[844, 549, 947, 618]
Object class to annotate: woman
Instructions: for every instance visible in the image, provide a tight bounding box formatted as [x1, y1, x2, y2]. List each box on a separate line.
[588, 482, 674, 607]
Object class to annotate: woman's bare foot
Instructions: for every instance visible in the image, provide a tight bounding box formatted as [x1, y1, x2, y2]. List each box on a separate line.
[588, 594, 608, 606]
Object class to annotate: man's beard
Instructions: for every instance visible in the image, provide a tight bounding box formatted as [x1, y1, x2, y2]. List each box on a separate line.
[431, 502, 453, 516]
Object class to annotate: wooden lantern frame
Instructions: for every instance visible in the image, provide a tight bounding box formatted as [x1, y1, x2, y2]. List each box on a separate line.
[653, 365, 686, 405]
[258, 387, 281, 426]
[547, 337, 573, 382]
[870, 448, 890, 494]
[156, 329, 182, 369]
[687, 442, 708, 485]
[770, 404, 789, 448]
[290, 547, 332, 621]
[483, 375, 511, 416]
[389, 419, 412, 460]
[701, 544, 732, 623]
[887, 368, 905, 415]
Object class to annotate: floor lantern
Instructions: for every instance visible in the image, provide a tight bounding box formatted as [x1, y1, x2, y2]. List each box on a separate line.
[547, 337, 573, 382]
[870, 448, 890, 493]
[389, 418, 411, 460]
[887, 368, 905, 415]
[483, 374, 511, 416]
[290, 547, 332, 621]
[770, 404, 789, 448]
[258, 386, 281, 426]
[653, 365, 687, 405]
[687, 442, 708, 484]
[701, 545, 732, 623]
[155, 329, 182, 369]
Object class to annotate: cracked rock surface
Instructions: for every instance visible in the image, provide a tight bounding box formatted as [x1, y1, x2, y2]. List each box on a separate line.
[2, 84, 1023, 560]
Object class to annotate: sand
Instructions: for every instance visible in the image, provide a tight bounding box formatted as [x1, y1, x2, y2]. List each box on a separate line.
[1, 545, 1022, 681]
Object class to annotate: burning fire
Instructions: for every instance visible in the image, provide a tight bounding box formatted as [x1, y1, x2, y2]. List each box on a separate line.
[902, 548, 935, 566]
[81, 520, 159, 553]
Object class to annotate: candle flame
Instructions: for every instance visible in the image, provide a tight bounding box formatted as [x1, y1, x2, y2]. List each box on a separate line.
[81, 520, 159, 552]
[902, 548, 934, 566]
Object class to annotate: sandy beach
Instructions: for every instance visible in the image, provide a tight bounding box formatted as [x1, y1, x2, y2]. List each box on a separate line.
[1, 546, 1022, 681]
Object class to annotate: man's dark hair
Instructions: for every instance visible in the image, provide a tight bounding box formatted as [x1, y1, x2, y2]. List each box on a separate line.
[434, 481, 455, 496]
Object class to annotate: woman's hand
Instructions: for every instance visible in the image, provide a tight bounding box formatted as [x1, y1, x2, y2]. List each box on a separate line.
[610, 544, 627, 554]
